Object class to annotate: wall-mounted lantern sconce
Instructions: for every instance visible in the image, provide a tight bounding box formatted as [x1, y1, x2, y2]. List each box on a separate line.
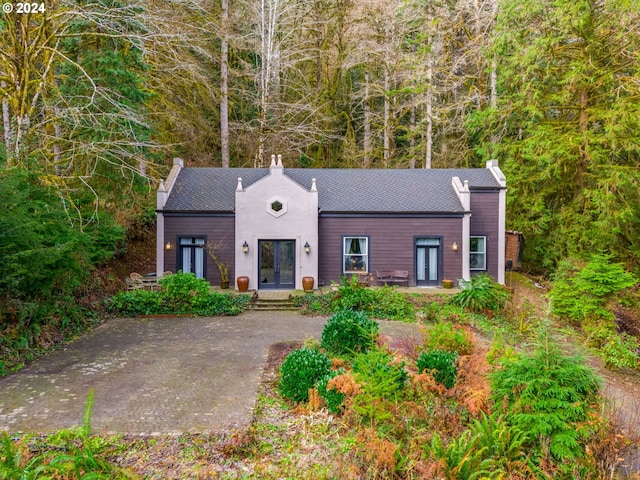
[165, 241, 172, 251]
[304, 241, 311, 254]
[452, 242, 458, 252]
[242, 241, 249, 254]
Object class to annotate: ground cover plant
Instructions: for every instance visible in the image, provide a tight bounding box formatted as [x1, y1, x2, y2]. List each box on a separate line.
[106, 272, 251, 317]
[0, 390, 134, 479]
[292, 276, 416, 321]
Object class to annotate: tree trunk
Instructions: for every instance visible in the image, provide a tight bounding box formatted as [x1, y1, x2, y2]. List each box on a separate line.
[1, 81, 11, 163]
[363, 70, 371, 168]
[409, 102, 416, 168]
[220, 0, 230, 167]
[424, 0, 434, 169]
[383, 67, 390, 166]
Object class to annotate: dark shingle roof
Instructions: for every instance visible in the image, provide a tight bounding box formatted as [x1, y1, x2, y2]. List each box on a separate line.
[162, 167, 502, 213]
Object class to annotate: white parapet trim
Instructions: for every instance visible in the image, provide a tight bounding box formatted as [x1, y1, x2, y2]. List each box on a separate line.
[452, 176, 470, 210]
[486, 159, 507, 284]
[452, 176, 471, 282]
[156, 158, 184, 276]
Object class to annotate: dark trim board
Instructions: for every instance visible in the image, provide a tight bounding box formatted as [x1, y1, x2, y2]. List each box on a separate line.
[162, 212, 235, 217]
[319, 212, 466, 218]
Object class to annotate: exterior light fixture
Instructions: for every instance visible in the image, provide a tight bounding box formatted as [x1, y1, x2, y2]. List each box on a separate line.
[452, 242, 458, 252]
[304, 241, 311, 254]
[165, 241, 172, 250]
[242, 241, 249, 254]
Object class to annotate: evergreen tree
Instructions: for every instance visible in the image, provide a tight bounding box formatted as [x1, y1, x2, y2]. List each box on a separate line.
[490, 328, 601, 463]
[477, 0, 640, 270]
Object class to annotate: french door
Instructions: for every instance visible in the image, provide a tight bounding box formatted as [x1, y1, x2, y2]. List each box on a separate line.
[416, 238, 441, 286]
[258, 240, 295, 289]
[179, 237, 205, 278]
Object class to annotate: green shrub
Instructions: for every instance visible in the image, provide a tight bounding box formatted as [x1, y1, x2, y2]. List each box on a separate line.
[425, 320, 472, 355]
[106, 289, 162, 317]
[317, 369, 347, 414]
[490, 329, 601, 461]
[450, 273, 510, 313]
[416, 350, 459, 389]
[370, 286, 415, 321]
[599, 332, 639, 370]
[292, 291, 335, 315]
[320, 310, 379, 356]
[192, 291, 250, 316]
[159, 272, 211, 311]
[549, 255, 637, 323]
[106, 284, 250, 317]
[331, 276, 415, 321]
[279, 348, 331, 403]
[331, 276, 373, 312]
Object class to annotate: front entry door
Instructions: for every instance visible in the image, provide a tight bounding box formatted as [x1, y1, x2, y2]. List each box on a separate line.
[416, 238, 441, 286]
[259, 240, 295, 289]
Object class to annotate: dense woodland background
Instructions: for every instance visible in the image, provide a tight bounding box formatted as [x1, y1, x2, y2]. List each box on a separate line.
[1, 0, 639, 310]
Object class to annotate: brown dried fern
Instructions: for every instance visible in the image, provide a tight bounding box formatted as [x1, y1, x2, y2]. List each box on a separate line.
[452, 342, 492, 417]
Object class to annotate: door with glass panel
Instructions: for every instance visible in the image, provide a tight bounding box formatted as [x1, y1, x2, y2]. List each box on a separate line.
[258, 240, 295, 289]
[179, 237, 205, 278]
[416, 238, 440, 286]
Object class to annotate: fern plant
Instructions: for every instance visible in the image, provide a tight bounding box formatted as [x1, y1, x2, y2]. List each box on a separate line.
[317, 369, 347, 414]
[2, 390, 130, 479]
[425, 414, 539, 480]
[449, 274, 509, 313]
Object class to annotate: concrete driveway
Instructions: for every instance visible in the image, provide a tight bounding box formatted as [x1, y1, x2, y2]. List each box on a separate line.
[0, 311, 419, 436]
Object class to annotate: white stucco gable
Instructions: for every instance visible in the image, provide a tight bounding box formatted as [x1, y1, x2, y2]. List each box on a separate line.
[235, 155, 319, 290]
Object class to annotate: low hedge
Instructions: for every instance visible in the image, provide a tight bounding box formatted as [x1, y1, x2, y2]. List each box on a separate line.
[106, 273, 251, 316]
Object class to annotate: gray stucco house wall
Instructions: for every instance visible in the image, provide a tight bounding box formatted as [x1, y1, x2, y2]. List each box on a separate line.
[156, 156, 507, 289]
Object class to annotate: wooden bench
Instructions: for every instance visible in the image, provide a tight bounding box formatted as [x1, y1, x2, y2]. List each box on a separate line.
[376, 270, 409, 286]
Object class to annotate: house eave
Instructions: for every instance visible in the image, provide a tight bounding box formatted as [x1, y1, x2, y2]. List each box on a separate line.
[318, 211, 468, 218]
[159, 210, 235, 217]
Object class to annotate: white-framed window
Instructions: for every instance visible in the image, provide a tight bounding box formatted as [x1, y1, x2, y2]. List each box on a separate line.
[470, 236, 487, 270]
[343, 236, 369, 273]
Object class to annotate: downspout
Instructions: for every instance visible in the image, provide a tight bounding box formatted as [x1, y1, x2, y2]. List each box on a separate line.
[486, 159, 507, 285]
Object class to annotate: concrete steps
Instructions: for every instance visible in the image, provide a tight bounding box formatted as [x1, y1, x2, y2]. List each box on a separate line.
[247, 291, 298, 311]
